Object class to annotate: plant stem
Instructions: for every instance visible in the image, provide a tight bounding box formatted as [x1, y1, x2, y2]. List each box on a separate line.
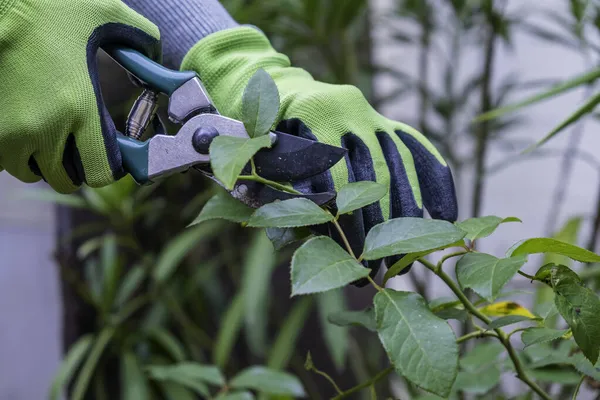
[238, 174, 302, 195]
[367, 275, 383, 292]
[332, 367, 394, 400]
[456, 330, 498, 344]
[310, 367, 343, 395]
[436, 250, 468, 272]
[518, 270, 536, 281]
[419, 258, 553, 400]
[332, 218, 357, 259]
[572, 375, 585, 400]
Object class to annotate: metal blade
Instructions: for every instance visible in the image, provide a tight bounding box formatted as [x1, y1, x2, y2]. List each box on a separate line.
[253, 131, 347, 181]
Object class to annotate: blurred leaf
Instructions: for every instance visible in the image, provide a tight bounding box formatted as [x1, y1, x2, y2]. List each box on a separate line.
[156, 382, 197, 400]
[363, 218, 466, 260]
[242, 231, 277, 357]
[145, 328, 186, 362]
[508, 238, 600, 263]
[148, 367, 210, 397]
[456, 253, 527, 302]
[121, 352, 150, 400]
[215, 392, 255, 400]
[214, 293, 245, 369]
[153, 221, 222, 284]
[374, 289, 458, 397]
[460, 342, 505, 371]
[230, 366, 306, 397]
[476, 67, 600, 122]
[569, 352, 600, 381]
[210, 135, 273, 190]
[115, 265, 146, 308]
[248, 198, 334, 228]
[21, 189, 88, 209]
[291, 237, 370, 296]
[100, 235, 120, 315]
[72, 327, 116, 400]
[336, 181, 388, 215]
[479, 301, 536, 318]
[317, 290, 348, 371]
[242, 69, 280, 138]
[454, 364, 501, 394]
[268, 297, 313, 370]
[521, 327, 569, 348]
[328, 307, 377, 332]
[49, 334, 93, 400]
[487, 315, 537, 329]
[456, 216, 521, 241]
[147, 363, 225, 387]
[525, 92, 600, 152]
[189, 192, 254, 226]
[265, 227, 311, 250]
[528, 368, 581, 384]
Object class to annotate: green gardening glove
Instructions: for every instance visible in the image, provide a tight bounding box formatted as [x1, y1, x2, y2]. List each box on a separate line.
[182, 27, 458, 281]
[0, 0, 160, 193]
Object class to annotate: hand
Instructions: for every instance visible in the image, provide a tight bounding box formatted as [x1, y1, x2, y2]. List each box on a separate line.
[0, 0, 160, 193]
[182, 27, 458, 281]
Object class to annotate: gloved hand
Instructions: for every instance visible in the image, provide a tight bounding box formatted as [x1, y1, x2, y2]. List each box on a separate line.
[0, 0, 160, 193]
[182, 27, 458, 280]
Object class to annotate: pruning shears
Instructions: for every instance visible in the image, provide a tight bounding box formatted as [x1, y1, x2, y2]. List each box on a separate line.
[106, 47, 346, 208]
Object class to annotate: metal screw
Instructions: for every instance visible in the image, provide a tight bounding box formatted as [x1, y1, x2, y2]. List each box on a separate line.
[192, 126, 219, 154]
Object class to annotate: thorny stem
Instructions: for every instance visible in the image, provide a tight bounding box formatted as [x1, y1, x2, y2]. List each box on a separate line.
[331, 367, 394, 400]
[418, 258, 553, 400]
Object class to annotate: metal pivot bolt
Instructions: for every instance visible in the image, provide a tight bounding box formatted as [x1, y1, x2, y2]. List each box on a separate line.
[192, 126, 219, 154]
[125, 89, 159, 140]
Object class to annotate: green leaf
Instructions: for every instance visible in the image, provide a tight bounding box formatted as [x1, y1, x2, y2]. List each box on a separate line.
[248, 198, 334, 228]
[460, 342, 505, 371]
[21, 189, 88, 209]
[210, 135, 273, 190]
[291, 236, 370, 296]
[147, 363, 225, 387]
[121, 352, 150, 400]
[114, 265, 146, 308]
[374, 289, 458, 397]
[554, 281, 600, 364]
[363, 218, 466, 260]
[230, 366, 306, 397]
[214, 293, 245, 369]
[524, 92, 600, 152]
[72, 327, 116, 400]
[153, 221, 222, 284]
[265, 227, 311, 250]
[317, 290, 348, 372]
[242, 69, 280, 138]
[475, 67, 600, 122]
[456, 216, 521, 241]
[215, 392, 255, 400]
[100, 234, 120, 314]
[487, 315, 537, 329]
[49, 334, 93, 400]
[147, 365, 210, 397]
[267, 297, 313, 370]
[569, 352, 600, 381]
[327, 307, 377, 332]
[335, 181, 388, 215]
[508, 238, 600, 263]
[189, 192, 254, 226]
[528, 368, 582, 385]
[156, 382, 197, 400]
[242, 231, 277, 357]
[145, 328, 186, 362]
[521, 327, 569, 348]
[456, 253, 527, 302]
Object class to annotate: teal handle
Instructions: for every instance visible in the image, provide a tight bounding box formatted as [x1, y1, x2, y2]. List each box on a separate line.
[107, 47, 197, 95]
[117, 134, 151, 184]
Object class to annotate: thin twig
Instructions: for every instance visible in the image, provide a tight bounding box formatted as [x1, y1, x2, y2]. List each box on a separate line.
[456, 330, 498, 343]
[572, 375, 585, 400]
[332, 367, 394, 400]
[238, 174, 302, 195]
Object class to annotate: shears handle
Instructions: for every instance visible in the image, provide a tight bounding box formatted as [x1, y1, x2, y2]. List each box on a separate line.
[107, 47, 196, 95]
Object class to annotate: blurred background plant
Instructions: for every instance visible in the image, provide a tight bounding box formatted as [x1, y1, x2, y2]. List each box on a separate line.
[15, 0, 600, 399]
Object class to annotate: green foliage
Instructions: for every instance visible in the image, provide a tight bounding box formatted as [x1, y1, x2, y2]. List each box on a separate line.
[335, 181, 388, 215]
[291, 236, 370, 296]
[229, 366, 306, 397]
[189, 192, 254, 225]
[317, 290, 349, 371]
[456, 216, 521, 241]
[248, 198, 334, 228]
[241, 69, 280, 138]
[327, 307, 377, 332]
[374, 289, 458, 397]
[521, 327, 569, 348]
[508, 238, 600, 262]
[456, 253, 527, 302]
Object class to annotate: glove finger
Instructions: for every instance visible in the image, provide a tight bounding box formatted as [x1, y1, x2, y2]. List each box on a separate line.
[377, 131, 423, 276]
[1, 148, 42, 184]
[395, 129, 458, 222]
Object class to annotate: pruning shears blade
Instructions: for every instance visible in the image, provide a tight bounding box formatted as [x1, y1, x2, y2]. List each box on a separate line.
[254, 132, 347, 181]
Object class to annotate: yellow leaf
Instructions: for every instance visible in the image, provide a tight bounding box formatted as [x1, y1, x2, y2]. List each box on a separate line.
[479, 301, 536, 318]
